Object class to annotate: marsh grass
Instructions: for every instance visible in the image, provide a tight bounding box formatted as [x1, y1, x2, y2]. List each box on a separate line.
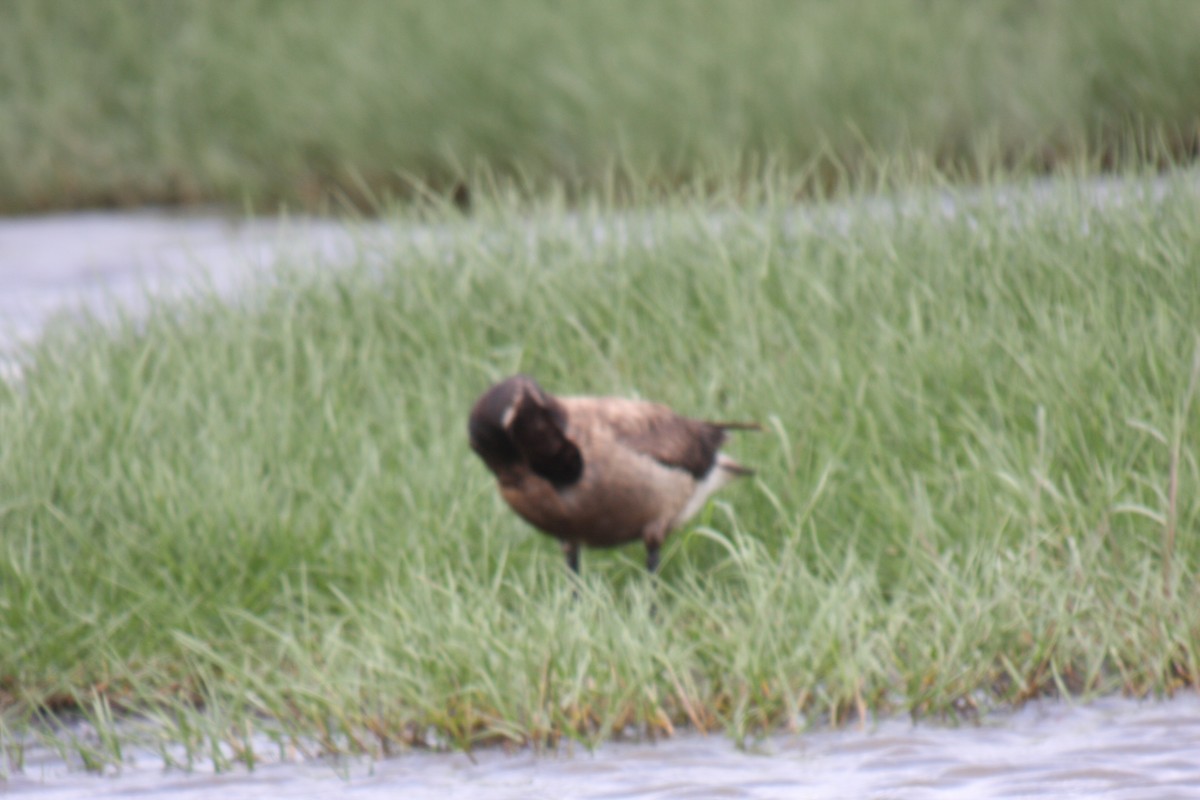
[3, 0, 1200, 211]
[1, 170, 1199, 767]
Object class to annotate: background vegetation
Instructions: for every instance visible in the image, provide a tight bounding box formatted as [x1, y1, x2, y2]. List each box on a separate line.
[1, 0, 1199, 212]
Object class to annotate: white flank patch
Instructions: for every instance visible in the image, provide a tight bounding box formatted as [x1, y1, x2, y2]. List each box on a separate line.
[672, 455, 740, 528]
[501, 402, 517, 429]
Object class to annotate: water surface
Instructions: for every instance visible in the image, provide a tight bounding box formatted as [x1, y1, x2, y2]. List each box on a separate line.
[7, 694, 1200, 799]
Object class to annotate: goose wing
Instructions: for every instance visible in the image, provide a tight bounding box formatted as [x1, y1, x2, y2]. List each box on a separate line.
[600, 401, 729, 479]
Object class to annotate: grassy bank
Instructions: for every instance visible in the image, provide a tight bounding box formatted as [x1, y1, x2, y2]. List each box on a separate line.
[3, 0, 1200, 212]
[2, 170, 1200, 769]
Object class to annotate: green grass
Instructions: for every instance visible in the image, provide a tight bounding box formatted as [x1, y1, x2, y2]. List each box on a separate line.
[3, 0, 1200, 212]
[1, 169, 1199, 769]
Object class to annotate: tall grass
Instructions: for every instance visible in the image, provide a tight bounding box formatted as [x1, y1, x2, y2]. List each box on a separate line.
[1, 170, 1199, 768]
[2, 0, 1200, 211]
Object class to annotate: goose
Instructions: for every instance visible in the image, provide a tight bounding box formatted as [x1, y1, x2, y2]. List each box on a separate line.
[468, 375, 756, 574]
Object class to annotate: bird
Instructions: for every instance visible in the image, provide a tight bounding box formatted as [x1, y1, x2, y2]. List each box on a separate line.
[468, 374, 757, 574]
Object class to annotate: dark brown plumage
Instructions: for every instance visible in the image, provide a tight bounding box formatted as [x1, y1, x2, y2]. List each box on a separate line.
[468, 375, 757, 574]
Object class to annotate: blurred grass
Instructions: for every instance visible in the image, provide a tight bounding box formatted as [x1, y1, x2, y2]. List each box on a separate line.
[1, 169, 1198, 765]
[1, 0, 1199, 212]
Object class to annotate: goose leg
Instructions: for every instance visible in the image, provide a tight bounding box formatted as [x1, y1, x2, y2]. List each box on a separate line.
[564, 541, 581, 575]
[645, 542, 662, 618]
[646, 542, 660, 574]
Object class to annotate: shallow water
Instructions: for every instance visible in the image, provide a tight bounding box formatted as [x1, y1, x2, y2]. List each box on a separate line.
[6, 694, 1200, 798]
[0, 211, 403, 381]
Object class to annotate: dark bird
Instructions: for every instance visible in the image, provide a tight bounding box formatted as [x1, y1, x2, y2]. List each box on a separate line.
[468, 375, 757, 574]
